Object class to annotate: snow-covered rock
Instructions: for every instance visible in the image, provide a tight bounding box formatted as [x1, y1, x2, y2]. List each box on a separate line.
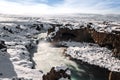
[0, 19, 44, 79]
[62, 41, 120, 72]
[0, 14, 120, 80]
[43, 66, 71, 80]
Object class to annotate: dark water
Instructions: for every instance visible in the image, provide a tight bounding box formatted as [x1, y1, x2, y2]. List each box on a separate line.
[68, 59, 110, 80]
[33, 33, 110, 80]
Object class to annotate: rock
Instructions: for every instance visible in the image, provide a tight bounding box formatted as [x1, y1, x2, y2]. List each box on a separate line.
[0, 73, 3, 76]
[48, 26, 94, 43]
[88, 27, 120, 58]
[0, 40, 7, 51]
[109, 72, 120, 80]
[36, 26, 41, 31]
[3, 26, 13, 34]
[31, 24, 42, 31]
[49, 23, 63, 28]
[48, 23, 120, 58]
[42, 67, 71, 80]
[12, 77, 32, 80]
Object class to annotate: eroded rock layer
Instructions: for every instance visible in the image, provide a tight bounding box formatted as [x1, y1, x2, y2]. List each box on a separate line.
[48, 23, 120, 80]
[48, 23, 120, 58]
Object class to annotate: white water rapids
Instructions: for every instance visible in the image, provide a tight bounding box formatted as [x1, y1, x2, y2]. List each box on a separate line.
[33, 32, 109, 80]
[33, 33, 79, 72]
[33, 41, 79, 73]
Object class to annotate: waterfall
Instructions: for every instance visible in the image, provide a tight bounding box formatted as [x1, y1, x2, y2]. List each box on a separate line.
[33, 32, 109, 80]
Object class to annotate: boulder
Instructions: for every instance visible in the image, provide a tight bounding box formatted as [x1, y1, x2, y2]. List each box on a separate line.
[0, 40, 7, 51]
[42, 66, 71, 80]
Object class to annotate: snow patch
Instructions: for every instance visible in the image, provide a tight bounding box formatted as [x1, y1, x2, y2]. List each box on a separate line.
[61, 41, 120, 72]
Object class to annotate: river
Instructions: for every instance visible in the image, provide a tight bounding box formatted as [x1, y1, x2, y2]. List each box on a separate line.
[33, 32, 109, 80]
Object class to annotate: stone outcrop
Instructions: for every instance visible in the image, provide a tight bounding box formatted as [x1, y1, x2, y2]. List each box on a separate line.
[48, 23, 120, 58]
[87, 23, 120, 58]
[31, 24, 43, 31]
[0, 40, 7, 51]
[90, 29, 120, 58]
[109, 72, 120, 80]
[42, 67, 71, 80]
[48, 25, 94, 43]
[47, 23, 120, 80]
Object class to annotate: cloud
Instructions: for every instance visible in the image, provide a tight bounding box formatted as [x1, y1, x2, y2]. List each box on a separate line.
[0, 0, 120, 16]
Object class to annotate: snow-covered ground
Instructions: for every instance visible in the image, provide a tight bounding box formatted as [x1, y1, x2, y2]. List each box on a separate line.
[0, 18, 43, 79]
[0, 15, 71, 80]
[0, 14, 120, 80]
[59, 41, 120, 72]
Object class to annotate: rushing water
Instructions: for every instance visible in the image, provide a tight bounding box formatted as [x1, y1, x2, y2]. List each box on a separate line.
[33, 33, 109, 80]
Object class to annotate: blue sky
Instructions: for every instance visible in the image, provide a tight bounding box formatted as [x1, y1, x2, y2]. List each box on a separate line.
[0, 0, 120, 15]
[5, 0, 64, 5]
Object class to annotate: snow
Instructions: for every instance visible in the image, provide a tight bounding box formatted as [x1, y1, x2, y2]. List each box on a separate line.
[0, 51, 16, 78]
[55, 66, 68, 72]
[91, 22, 120, 33]
[61, 41, 120, 72]
[0, 14, 120, 79]
[59, 77, 70, 80]
[65, 70, 71, 75]
[42, 23, 53, 30]
[47, 27, 59, 41]
[0, 17, 44, 79]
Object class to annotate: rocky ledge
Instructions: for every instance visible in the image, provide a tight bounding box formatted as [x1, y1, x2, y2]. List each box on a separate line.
[42, 66, 71, 80]
[47, 22, 120, 80]
[0, 40, 7, 52]
[48, 22, 120, 58]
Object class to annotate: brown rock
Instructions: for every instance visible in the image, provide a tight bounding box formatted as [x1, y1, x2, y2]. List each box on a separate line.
[48, 23, 120, 58]
[42, 67, 71, 80]
[89, 28, 120, 58]
[109, 72, 120, 80]
[48, 27, 94, 43]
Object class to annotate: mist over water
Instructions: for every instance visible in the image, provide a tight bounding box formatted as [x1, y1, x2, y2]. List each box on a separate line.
[33, 40, 78, 73]
[33, 32, 109, 80]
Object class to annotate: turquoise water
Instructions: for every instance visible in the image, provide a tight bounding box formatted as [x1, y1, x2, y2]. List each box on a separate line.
[33, 33, 109, 80]
[69, 60, 109, 80]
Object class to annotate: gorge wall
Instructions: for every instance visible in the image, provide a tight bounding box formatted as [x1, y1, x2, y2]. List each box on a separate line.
[47, 22, 120, 80]
[48, 23, 120, 58]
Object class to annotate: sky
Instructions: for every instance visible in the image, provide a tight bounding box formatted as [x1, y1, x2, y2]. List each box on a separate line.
[0, 0, 120, 15]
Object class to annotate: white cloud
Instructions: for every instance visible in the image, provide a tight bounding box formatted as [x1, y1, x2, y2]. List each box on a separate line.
[0, 0, 119, 16]
[0, 0, 52, 15]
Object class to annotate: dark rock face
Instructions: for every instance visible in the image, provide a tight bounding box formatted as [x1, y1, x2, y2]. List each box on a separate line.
[3, 27, 13, 34]
[109, 72, 120, 80]
[31, 24, 43, 31]
[49, 23, 63, 28]
[48, 27, 94, 43]
[12, 77, 32, 80]
[42, 67, 71, 80]
[48, 23, 120, 58]
[0, 40, 7, 51]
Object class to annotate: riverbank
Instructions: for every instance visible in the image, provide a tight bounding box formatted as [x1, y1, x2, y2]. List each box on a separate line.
[0, 14, 120, 80]
[32, 32, 110, 80]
